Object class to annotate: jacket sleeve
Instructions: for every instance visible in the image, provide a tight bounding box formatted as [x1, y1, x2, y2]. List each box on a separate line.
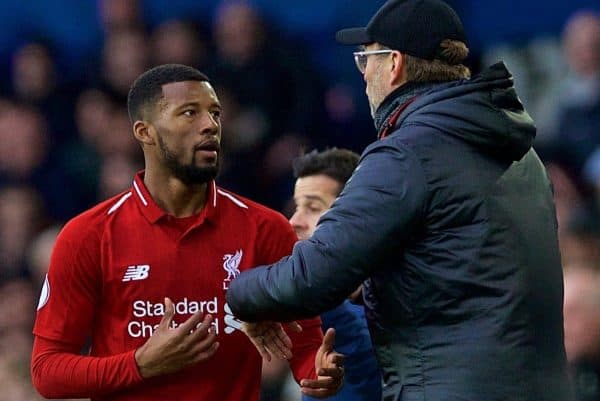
[227, 141, 427, 321]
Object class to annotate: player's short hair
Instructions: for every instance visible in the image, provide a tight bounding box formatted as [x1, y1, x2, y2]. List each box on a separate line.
[293, 148, 360, 194]
[127, 64, 209, 122]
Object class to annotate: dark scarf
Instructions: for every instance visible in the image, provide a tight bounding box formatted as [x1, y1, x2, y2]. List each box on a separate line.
[373, 81, 440, 138]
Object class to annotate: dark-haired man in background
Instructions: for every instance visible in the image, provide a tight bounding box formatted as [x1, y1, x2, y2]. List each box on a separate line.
[290, 149, 381, 401]
[227, 0, 572, 400]
[30, 64, 343, 401]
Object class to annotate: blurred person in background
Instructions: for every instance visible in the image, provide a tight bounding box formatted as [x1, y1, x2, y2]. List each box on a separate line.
[0, 278, 41, 400]
[57, 90, 142, 214]
[57, 89, 115, 213]
[546, 163, 586, 233]
[98, 0, 143, 33]
[559, 206, 600, 266]
[227, 1, 571, 400]
[563, 263, 600, 401]
[150, 20, 210, 70]
[208, 1, 325, 209]
[26, 224, 62, 288]
[0, 103, 75, 220]
[583, 148, 600, 207]
[0, 185, 46, 282]
[213, 81, 272, 201]
[538, 11, 600, 178]
[97, 154, 142, 200]
[31, 64, 343, 401]
[99, 28, 150, 104]
[10, 41, 77, 146]
[0, 278, 36, 333]
[0, 104, 49, 182]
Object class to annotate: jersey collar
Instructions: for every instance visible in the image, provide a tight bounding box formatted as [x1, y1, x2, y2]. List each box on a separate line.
[132, 171, 218, 225]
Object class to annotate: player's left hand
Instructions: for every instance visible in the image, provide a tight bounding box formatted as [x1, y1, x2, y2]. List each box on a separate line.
[241, 321, 302, 361]
[301, 328, 345, 398]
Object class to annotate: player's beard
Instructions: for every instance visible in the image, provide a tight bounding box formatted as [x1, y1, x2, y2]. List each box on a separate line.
[158, 136, 219, 185]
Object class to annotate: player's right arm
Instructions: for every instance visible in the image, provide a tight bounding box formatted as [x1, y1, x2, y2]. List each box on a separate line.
[30, 216, 141, 398]
[31, 336, 143, 398]
[32, 298, 219, 398]
[31, 217, 219, 398]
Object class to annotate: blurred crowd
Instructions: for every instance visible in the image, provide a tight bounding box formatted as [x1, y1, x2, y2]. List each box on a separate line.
[0, 1, 597, 400]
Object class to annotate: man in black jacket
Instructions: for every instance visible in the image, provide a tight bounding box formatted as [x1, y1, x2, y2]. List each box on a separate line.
[227, 1, 572, 400]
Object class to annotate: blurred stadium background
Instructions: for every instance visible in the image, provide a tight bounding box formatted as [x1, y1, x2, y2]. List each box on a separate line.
[0, 1, 598, 400]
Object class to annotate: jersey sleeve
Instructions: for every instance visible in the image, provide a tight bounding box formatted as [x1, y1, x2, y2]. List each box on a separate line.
[31, 336, 143, 398]
[255, 210, 298, 265]
[31, 216, 145, 397]
[287, 317, 322, 382]
[33, 217, 102, 345]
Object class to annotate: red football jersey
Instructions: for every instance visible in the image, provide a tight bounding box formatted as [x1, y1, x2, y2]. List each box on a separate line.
[33, 172, 322, 401]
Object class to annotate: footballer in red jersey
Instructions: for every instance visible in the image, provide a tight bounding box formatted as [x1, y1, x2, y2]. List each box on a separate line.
[31, 64, 344, 401]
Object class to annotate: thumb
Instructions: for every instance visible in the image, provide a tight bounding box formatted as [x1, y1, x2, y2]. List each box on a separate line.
[285, 321, 303, 333]
[159, 297, 175, 330]
[321, 328, 336, 351]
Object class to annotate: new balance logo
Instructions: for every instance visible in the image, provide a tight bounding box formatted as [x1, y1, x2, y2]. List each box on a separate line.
[122, 265, 150, 282]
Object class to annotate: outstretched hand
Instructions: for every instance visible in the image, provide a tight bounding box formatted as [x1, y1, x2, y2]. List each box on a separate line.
[241, 321, 303, 361]
[134, 297, 219, 378]
[301, 328, 345, 398]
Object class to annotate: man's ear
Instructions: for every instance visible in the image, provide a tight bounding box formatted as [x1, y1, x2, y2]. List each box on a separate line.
[133, 120, 155, 146]
[389, 51, 406, 86]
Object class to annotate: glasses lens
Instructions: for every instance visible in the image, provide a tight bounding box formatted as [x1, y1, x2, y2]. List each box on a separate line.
[354, 53, 367, 73]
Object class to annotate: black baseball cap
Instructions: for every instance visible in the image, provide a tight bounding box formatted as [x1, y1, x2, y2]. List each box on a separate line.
[336, 0, 467, 60]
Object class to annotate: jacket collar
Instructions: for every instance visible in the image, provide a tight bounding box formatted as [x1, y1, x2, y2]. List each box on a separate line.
[374, 81, 440, 137]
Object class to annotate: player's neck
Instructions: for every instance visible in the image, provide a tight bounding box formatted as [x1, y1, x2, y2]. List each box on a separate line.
[143, 171, 209, 218]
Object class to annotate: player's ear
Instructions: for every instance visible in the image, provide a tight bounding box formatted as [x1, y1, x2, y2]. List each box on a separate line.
[133, 120, 156, 146]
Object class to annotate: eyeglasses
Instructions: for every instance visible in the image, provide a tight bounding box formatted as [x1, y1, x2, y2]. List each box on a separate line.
[353, 49, 393, 73]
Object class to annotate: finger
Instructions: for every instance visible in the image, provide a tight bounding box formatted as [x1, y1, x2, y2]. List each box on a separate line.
[251, 336, 272, 361]
[187, 314, 214, 342]
[285, 321, 303, 333]
[177, 310, 205, 335]
[321, 328, 336, 351]
[240, 323, 274, 360]
[300, 377, 335, 389]
[187, 325, 218, 359]
[257, 346, 272, 361]
[316, 366, 344, 379]
[300, 386, 337, 398]
[328, 353, 345, 367]
[263, 330, 293, 359]
[262, 322, 293, 351]
[263, 341, 291, 360]
[158, 297, 175, 330]
[192, 340, 220, 363]
[275, 325, 294, 349]
[192, 325, 218, 350]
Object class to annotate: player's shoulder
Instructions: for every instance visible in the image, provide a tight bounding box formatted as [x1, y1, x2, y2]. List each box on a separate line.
[59, 190, 134, 240]
[215, 186, 289, 226]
